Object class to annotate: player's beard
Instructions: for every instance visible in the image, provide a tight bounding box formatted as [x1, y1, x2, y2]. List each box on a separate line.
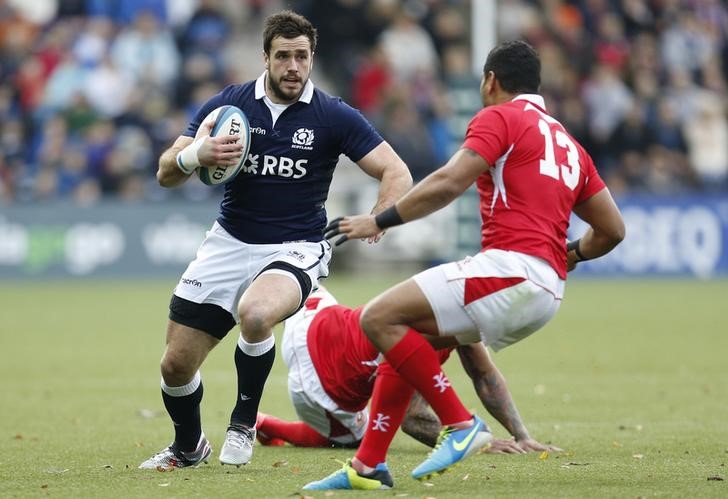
[267, 74, 305, 104]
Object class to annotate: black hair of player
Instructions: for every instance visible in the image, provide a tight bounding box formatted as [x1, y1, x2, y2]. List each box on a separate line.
[483, 40, 541, 94]
[263, 10, 318, 55]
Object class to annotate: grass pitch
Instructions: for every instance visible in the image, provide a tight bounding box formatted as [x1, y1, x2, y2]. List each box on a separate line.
[1, 275, 727, 498]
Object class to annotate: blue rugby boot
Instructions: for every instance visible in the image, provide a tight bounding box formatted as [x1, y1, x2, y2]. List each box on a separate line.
[411, 415, 492, 480]
[303, 460, 393, 490]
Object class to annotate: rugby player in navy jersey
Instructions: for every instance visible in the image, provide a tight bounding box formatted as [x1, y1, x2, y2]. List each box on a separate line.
[139, 10, 412, 470]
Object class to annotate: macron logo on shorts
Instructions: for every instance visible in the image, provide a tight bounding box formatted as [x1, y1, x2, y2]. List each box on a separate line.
[181, 278, 202, 287]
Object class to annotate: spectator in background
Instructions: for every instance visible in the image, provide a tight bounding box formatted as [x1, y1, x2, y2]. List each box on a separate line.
[376, 92, 437, 182]
[174, 52, 218, 107]
[41, 53, 88, 114]
[14, 57, 46, 111]
[664, 68, 703, 123]
[644, 145, 697, 194]
[619, 0, 654, 37]
[593, 11, 630, 70]
[86, 0, 167, 26]
[83, 55, 132, 118]
[83, 119, 114, 183]
[351, 44, 391, 115]
[379, 5, 438, 83]
[683, 91, 728, 189]
[295, 0, 387, 97]
[426, 3, 469, 54]
[0, 0, 727, 204]
[180, 0, 229, 70]
[582, 63, 633, 163]
[608, 150, 649, 194]
[111, 10, 180, 88]
[661, 9, 716, 76]
[73, 15, 114, 68]
[608, 106, 653, 164]
[651, 99, 688, 154]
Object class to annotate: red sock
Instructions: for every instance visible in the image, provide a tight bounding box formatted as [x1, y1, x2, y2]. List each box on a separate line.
[257, 415, 330, 447]
[384, 329, 471, 426]
[355, 362, 414, 467]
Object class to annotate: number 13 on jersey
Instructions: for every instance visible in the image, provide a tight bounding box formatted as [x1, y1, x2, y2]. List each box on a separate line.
[537, 119, 580, 190]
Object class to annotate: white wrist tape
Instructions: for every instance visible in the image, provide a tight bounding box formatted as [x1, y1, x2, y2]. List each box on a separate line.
[175, 137, 206, 175]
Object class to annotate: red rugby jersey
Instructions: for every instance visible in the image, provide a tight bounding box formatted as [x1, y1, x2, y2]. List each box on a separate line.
[306, 306, 380, 412]
[307, 305, 455, 412]
[462, 95, 606, 279]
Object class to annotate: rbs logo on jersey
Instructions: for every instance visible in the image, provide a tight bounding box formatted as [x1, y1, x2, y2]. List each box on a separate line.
[241, 154, 307, 179]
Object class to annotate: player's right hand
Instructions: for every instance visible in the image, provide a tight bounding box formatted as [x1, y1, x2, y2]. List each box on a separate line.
[485, 437, 527, 454]
[196, 119, 245, 168]
[198, 135, 244, 168]
[566, 250, 579, 272]
[515, 437, 563, 453]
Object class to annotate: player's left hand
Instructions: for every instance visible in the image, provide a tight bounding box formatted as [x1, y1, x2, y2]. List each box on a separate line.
[515, 437, 563, 453]
[324, 215, 383, 246]
[485, 437, 527, 454]
[566, 250, 579, 272]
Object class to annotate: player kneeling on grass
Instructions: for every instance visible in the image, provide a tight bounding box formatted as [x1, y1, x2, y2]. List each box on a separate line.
[257, 285, 559, 457]
[303, 39, 625, 490]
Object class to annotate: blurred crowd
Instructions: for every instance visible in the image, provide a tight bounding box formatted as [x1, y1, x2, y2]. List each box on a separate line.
[0, 0, 726, 205]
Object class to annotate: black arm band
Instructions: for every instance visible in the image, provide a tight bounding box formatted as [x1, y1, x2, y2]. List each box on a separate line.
[374, 205, 404, 230]
[567, 238, 589, 262]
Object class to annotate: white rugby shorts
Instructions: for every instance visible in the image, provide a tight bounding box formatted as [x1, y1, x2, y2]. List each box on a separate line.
[173, 221, 332, 322]
[281, 289, 368, 444]
[413, 249, 565, 351]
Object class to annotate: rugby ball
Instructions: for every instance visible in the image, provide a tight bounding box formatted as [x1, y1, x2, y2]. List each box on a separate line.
[196, 105, 251, 185]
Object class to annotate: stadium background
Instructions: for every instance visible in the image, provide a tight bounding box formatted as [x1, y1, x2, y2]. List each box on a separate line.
[0, 0, 726, 279]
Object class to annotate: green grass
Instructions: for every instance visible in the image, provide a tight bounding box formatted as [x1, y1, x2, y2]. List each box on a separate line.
[1, 276, 727, 498]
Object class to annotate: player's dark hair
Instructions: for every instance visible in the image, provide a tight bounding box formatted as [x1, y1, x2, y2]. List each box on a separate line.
[483, 40, 541, 94]
[263, 10, 318, 55]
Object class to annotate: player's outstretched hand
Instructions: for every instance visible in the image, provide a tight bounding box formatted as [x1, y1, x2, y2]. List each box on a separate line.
[485, 437, 527, 454]
[515, 437, 563, 453]
[324, 214, 383, 246]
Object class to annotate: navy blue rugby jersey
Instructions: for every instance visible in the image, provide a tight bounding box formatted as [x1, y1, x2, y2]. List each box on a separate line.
[183, 73, 384, 244]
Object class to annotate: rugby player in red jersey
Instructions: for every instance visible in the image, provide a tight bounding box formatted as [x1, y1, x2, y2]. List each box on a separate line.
[256, 286, 559, 455]
[307, 40, 625, 490]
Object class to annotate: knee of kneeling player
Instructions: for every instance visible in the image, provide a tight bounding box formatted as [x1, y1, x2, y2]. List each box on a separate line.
[359, 305, 393, 342]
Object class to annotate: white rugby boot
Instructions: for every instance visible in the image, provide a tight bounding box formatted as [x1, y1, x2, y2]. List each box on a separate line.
[219, 424, 256, 466]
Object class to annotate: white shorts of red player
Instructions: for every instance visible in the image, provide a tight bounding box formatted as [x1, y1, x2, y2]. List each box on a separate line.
[414, 249, 565, 352]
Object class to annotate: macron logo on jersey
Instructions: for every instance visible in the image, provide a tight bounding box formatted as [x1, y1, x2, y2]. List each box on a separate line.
[241, 154, 308, 179]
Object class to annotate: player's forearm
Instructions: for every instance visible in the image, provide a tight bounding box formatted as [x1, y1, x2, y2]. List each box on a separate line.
[157, 147, 191, 188]
[571, 226, 623, 261]
[396, 167, 462, 223]
[472, 371, 530, 441]
[401, 394, 441, 448]
[570, 188, 626, 262]
[370, 163, 412, 215]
